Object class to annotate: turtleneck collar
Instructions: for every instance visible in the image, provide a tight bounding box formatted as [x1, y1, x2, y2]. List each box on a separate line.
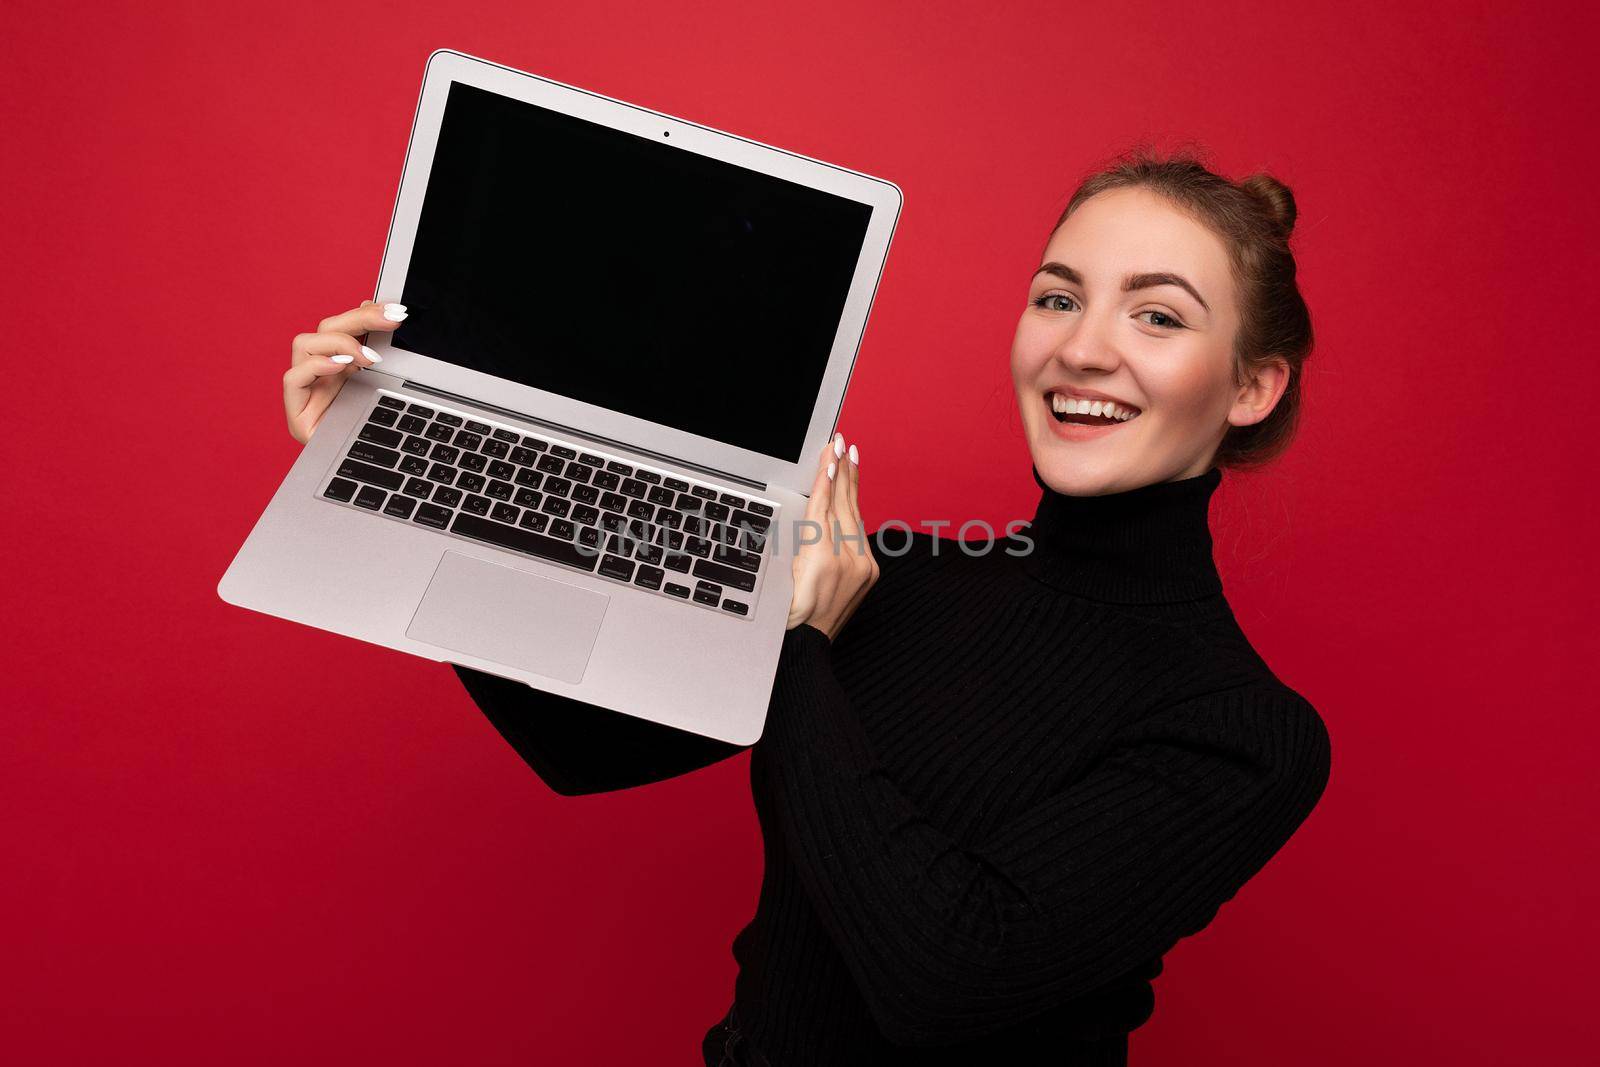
[1016, 463, 1225, 604]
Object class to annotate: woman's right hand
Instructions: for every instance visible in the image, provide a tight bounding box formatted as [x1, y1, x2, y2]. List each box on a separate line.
[282, 300, 408, 443]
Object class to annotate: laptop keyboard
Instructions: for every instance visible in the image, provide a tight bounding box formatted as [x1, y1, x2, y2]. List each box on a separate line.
[317, 392, 776, 618]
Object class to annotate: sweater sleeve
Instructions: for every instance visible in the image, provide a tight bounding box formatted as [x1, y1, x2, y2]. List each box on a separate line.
[759, 623, 1332, 1046]
[452, 665, 747, 796]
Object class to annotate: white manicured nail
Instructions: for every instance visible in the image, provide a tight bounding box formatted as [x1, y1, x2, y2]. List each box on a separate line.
[833, 433, 845, 458]
[330, 354, 354, 364]
[827, 462, 836, 480]
[360, 345, 383, 363]
[848, 444, 858, 465]
[382, 303, 408, 321]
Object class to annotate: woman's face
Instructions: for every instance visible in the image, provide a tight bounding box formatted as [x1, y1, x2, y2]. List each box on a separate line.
[1010, 186, 1284, 495]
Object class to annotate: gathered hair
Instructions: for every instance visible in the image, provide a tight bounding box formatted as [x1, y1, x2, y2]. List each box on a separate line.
[1051, 145, 1314, 469]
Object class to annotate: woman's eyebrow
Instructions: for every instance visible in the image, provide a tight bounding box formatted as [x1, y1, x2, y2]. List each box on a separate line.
[1033, 262, 1211, 315]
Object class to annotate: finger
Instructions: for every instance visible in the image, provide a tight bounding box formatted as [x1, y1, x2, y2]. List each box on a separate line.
[290, 330, 384, 369]
[802, 436, 838, 526]
[829, 434, 856, 550]
[833, 440, 865, 555]
[316, 299, 408, 338]
[283, 351, 360, 393]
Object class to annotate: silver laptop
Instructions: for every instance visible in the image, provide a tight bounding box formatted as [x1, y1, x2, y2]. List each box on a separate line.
[217, 49, 901, 746]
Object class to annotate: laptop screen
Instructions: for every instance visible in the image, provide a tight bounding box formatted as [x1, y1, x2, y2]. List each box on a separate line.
[390, 81, 876, 465]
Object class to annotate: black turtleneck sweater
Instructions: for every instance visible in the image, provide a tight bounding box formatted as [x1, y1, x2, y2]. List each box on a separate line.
[451, 466, 1332, 1066]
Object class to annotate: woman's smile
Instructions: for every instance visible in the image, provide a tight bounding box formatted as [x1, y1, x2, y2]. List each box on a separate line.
[1043, 388, 1142, 442]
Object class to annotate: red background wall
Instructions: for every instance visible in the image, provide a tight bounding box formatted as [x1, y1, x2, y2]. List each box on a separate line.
[4, 1, 1594, 1063]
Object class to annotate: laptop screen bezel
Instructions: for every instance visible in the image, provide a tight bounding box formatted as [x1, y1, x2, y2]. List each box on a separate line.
[364, 49, 902, 494]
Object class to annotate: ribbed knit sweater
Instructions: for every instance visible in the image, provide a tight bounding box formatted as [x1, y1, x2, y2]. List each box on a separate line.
[452, 464, 1332, 1066]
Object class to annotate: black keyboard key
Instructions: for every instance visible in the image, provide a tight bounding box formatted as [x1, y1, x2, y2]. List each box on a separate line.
[514, 468, 543, 489]
[519, 436, 548, 452]
[491, 502, 520, 524]
[692, 584, 722, 606]
[510, 446, 541, 466]
[544, 477, 573, 498]
[745, 501, 774, 517]
[403, 477, 433, 499]
[453, 431, 483, 451]
[566, 463, 594, 484]
[399, 455, 429, 476]
[655, 509, 682, 530]
[634, 565, 664, 590]
[598, 554, 635, 582]
[432, 486, 463, 508]
[448, 511, 601, 572]
[434, 412, 463, 427]
[457, 472, 486, 492]
[358, 424, 403, 448]
[407, 404, 436, 418]
[337, 459, 404, 491]
[377, 396, 406, 410]
[488, 460, 516, 481]
[485, 480, 513, 501]
[518, 510, 549, 533]
[550, 518, 576, 541]
[664, 582, 691, 599]
[657, 528, 686, 550]
[704, 502, 730, 521]
[731, 509, 772, 534]
[481, 439, 510, 459]
[578, 452, 604, 467]
[605, 533, 631, 557]
[459, 452, 487, 473]
[720, 599, 749, 616]
[691, 485, 718, 500]
[694, 558, 757, 592]
[577, 526, 602, 550]
[536, 454, 565, 475]
[635, 470, 661, 485]
[620, 478, 647, 499]
[323, 477, 357, 502]
[720, 492, 747, 508]
[514, 487, 542, 509]
[686, 536, 713, 558]
[426, 463, 456, 484]
[605, 460, 634, 475]
[491, 428, 520, 443]
[676, 493, 702, 511]
[550, 445, 577, 460]
[383, 495, 416, 519]
[348, 440, 400, 467]
[663, 477, 690, 492]
[429, 443, 460, 464]
[593, 471, 620, 491]
[541, 496, 571, 518]
[572, 483, 600, 505]
[463, 494, 492, 515]
[367, 406, 399, 427]
[414, 503, 452, 529]
[627, 499, 654, 521]
[663, 552, 692, 573]
[600, 512, 628, 534]
[647, 486, 676, 507]
[636, 543, 664, 565]
[600, 491, 627, 512]
[401, 435, 431, 456]
[465, 420, 491, 435]
[424, 422, 455, 442]
[397, 414, 427, 434]
[685, 515, 712, 536]
[713, 543, 762, 573]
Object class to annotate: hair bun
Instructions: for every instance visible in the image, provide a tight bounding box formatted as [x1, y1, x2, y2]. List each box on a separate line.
[1239, 173, 1297, 239]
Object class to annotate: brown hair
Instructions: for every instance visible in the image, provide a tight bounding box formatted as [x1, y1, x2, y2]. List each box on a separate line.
[1050, 146, 1315, 469]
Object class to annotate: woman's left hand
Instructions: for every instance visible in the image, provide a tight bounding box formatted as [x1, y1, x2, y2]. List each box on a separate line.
[787, 433, 879, 641]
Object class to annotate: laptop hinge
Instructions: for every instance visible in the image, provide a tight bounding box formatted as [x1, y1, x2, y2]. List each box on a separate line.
[398, 380, 769, 492]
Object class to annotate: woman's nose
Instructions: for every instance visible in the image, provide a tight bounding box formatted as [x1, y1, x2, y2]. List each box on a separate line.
[1051, 314, 1122, 375]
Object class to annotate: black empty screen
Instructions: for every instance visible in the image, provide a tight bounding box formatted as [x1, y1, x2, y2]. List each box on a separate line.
[392, 81, 874, 463]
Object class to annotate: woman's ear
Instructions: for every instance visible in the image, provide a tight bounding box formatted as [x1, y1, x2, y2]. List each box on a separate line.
[1228, 356, 1290, 428]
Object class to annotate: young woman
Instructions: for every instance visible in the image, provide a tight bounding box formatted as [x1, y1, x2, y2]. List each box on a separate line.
[281, 150, 1332, 1066]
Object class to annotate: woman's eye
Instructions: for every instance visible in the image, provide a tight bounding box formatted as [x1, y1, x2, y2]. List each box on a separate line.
[1137, 309, 1186, 330]
[1031, 293, 1077, 312]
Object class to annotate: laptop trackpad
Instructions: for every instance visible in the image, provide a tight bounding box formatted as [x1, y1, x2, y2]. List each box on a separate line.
[407, 552, 609, 684]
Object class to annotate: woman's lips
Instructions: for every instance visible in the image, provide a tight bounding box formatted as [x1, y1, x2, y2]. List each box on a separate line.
[1044, 395, 1136, 441]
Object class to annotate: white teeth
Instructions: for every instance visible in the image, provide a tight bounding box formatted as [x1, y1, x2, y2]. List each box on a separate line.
[1049, 392, 1139, 420]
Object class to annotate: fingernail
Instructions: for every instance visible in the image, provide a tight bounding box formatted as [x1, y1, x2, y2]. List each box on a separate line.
[827, 462, 836, 481]
[383, 303, 408, 321]
[833, 433, 845, 458]
[848, 444, 858, 465]
[330, 354, 354, 364]
[360, 345, 383, 364]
